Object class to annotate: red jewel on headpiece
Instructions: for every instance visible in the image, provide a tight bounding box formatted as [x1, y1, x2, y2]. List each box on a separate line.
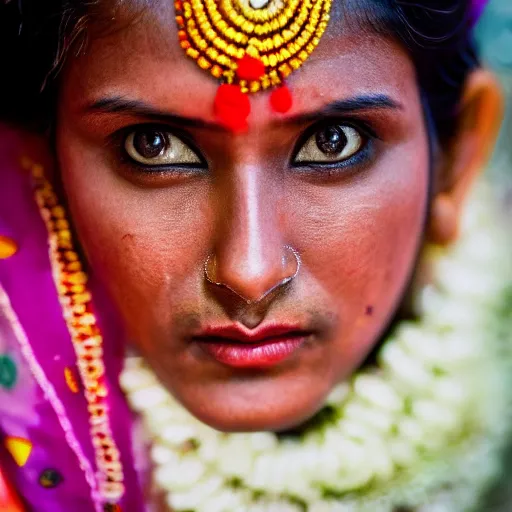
[214, 84, 251, 133]
[236, 55, 266, 81]
[270, 85, 293, 114]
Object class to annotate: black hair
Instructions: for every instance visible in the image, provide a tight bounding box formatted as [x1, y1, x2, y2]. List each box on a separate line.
[0, 0, 478, 145]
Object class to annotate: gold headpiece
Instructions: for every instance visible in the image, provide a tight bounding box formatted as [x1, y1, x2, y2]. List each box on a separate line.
[175, 0, 333, 131]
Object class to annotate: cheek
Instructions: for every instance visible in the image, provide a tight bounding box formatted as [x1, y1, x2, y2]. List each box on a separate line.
[56, 136, 212, 336]
[291, 149, 429, 358]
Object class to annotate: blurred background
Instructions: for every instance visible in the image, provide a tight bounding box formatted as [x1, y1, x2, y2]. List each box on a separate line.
[475, 5, 512, 509]
[477, 0, 512, 199]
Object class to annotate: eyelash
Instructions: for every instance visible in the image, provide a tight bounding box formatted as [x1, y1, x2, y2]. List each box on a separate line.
[295, 144, 374, 177]
[111, 118, 379, 176]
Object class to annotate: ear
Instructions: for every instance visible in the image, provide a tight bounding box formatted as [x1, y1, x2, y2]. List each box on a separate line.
[428, 69, 504, 245]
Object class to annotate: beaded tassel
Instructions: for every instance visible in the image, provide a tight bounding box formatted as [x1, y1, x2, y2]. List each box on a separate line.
[31, 164, 125, 507]
[175, 0, 332, 130]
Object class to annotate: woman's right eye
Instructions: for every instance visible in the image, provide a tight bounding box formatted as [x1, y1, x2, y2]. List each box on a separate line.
[124, 128, 203, 167]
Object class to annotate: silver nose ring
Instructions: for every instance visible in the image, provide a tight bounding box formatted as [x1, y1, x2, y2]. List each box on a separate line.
[204, 245, 301, 304]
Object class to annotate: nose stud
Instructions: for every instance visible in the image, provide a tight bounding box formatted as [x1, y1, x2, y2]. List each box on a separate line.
[204, 245, 301, 304]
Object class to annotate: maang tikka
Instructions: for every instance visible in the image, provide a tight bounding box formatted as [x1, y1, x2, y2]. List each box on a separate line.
[175, 0, 333, 131]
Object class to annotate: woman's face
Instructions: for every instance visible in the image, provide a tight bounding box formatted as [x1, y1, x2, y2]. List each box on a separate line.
[56, 4, 429, 431]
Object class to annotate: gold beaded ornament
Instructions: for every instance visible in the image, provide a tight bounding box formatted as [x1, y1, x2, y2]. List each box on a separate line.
[29, 160, 125, 509]
[175, 0, 332, 131]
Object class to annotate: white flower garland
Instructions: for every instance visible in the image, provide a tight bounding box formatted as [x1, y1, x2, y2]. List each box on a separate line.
[120, 183, 512, 512]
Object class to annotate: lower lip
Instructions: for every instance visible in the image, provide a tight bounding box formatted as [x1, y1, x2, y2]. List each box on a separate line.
[196, 336, 308, 368]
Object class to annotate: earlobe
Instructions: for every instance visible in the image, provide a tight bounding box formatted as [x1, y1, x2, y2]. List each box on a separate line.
[428, 69, 504, 246]
[429, 193, 459, 245]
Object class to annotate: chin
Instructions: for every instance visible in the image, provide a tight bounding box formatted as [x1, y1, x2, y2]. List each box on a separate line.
[173, 379, 332, 433]
[189, 402, 325, 433]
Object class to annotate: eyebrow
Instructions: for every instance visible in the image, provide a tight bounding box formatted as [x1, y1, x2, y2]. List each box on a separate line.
[283, 94, 403, 125]
[84, 96, 226, 131]
[84, 93, 402, 130]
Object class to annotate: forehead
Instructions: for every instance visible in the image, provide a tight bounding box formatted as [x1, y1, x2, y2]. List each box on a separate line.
[61, 0, 418, 121]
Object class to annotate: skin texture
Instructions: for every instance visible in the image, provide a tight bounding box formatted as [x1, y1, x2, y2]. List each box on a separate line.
[56, 4, 435, 432]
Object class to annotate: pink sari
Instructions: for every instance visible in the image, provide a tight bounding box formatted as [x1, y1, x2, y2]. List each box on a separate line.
[0, 124, 148, 511]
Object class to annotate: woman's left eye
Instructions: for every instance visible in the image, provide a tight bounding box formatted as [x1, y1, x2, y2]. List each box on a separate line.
[293, 124, 365, 165]
[124, 128, 203, 167]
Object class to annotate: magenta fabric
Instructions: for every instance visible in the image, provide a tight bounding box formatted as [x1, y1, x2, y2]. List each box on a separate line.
[471, 0, 489, 24]
[0, 125, 148, 511]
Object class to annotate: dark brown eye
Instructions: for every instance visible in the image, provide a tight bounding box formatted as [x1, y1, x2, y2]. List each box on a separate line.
[294, 124, 364, 164]
[124, 128, 202, 167]
[315, 125, 348, 155]
[132, 131, 167, 159]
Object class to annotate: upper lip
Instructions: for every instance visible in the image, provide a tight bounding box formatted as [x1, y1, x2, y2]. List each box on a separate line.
[193, 323, 311, 344]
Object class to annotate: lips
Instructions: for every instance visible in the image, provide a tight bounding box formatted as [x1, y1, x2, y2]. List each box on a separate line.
[192, 324, 312, 368]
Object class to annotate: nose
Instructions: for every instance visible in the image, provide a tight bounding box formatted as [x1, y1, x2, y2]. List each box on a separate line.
[207, 165, 298, 304]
